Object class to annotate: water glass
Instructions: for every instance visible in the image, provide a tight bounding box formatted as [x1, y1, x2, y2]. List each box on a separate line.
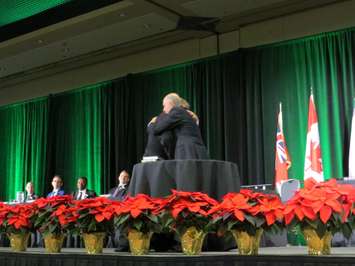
[16, 191, 25, 203]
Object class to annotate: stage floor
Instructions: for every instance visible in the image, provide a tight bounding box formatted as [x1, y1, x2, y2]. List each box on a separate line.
[0, 247, 355, 266]
[0, 246, 354, 255]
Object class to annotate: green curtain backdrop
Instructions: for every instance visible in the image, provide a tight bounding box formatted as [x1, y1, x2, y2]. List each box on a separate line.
[249, 30, 355, 183]
[0, 99, 48, 200]
[0, 27, 355, 200]
[45, 84, 104, 196]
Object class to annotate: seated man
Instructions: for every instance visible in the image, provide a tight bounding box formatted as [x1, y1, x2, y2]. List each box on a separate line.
[109, 170, 130, 201]
[109, 170, 131, 251]
[25, 181, 39, 201]
[72, 177, 97, 200]
[47, 175, 65, 197]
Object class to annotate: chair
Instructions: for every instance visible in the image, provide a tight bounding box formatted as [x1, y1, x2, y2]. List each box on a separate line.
[280, 179, 300, 203]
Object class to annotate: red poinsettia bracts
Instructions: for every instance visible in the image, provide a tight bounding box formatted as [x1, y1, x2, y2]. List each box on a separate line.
[248, 195, 284, 226]
[209, 189, 284, 227]
[32, 195, 75, 234]
[75, 197, 116, 223]
[113, 194, 164, 234]
[53, 204, 79, 226]
[34, 195, 73, 209]
[114, 194, 162, 218]
[163, 190, 218, 219]
[284, 178, 354, 225]
[208, 192, 252, 222]
[0, 203, 35, 232]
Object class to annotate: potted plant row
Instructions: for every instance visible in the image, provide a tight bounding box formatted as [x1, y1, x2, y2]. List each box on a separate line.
[0, 181, 354, 256]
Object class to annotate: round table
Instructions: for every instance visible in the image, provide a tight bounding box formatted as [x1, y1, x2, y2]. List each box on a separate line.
[128, 159, 240, 200]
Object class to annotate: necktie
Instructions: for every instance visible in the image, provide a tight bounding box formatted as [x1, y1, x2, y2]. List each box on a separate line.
[78, 191, 82, 200]
[112, 187, 120, 198]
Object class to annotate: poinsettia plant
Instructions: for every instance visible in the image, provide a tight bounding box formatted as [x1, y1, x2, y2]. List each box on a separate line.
[0, 203, 36, 234]
[159, 190, 218, 235]
[33, 195, 75, 236]
[113, 194, 163, 233]
[72, 197, 116, 234]
[284, 178, 354, 238]
[209, 189, 284, 236]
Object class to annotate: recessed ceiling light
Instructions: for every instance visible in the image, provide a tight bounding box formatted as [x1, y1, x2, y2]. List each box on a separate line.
[37, 39, 43, 44]
[119, 12, 126, 17]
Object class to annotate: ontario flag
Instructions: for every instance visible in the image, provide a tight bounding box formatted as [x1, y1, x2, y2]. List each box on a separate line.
[275, 103, 291, 194]
[304, 93, 324, 182]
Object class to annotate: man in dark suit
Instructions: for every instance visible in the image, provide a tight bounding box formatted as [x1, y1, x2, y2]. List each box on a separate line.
[25, 181, 39, 201]
[153, 93, 209, 160]
[109, 170, 130, 201]
[47, 175, 65, 197]
[72, 177, 97, 200]
[144, 113, 175, 160]
[108, 170, 130, 251]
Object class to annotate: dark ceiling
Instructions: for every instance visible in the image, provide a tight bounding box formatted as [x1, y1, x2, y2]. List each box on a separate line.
[0, 0, 122, 42]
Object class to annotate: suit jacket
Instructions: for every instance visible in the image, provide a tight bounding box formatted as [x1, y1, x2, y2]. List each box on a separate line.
[25, 193, 38, 201]
[144, 113, 175, 160]
[144, 123, 169, 159]
[153, 107, 208, 160]
[109, 185, 128, 201]
[47, 189, 65, 198]
[72, 189, 97, 200]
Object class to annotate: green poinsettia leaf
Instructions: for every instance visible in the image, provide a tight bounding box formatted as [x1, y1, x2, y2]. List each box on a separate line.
[315, 223, 327, 238]
[227, 220, 238, 230]
[341, 223, 353, 239]
[79, 212, 89, 219]
[133, 220, 143, 231]
[304, 219, 318, 230]
[243, 214, 256, 226]
[115, 214, 130, 227]
[254, 216, 265, 228]
[88, 220, 97, 232]
[148, 215, 158, 224]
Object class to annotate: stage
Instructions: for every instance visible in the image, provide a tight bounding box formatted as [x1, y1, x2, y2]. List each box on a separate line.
[1, 247, 355, 266]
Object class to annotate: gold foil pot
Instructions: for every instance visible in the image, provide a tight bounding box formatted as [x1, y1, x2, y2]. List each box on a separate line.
[82, 232, 106, 254]
[231, 228, 263, 255]
[8, 232, 30, 252]
[43, 233, 65, 253]
[180, 226, 206, 255]
[127, 229, 152, 255]
[303, 227, 332, 255]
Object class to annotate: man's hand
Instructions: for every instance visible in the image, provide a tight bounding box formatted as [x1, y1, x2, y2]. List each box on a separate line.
[149, 116, 157, 125]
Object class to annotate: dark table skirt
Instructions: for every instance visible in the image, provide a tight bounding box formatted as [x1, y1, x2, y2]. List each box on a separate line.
[128, 160, 240, 200]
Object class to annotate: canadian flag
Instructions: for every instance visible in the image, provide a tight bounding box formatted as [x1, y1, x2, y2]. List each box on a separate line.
[304, 93, 324, 182]
[275, 103, 291, 194]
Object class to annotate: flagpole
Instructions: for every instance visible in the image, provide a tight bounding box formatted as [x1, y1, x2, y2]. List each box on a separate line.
[350, 98, 355, 177]
[279, 102, 282, 130]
